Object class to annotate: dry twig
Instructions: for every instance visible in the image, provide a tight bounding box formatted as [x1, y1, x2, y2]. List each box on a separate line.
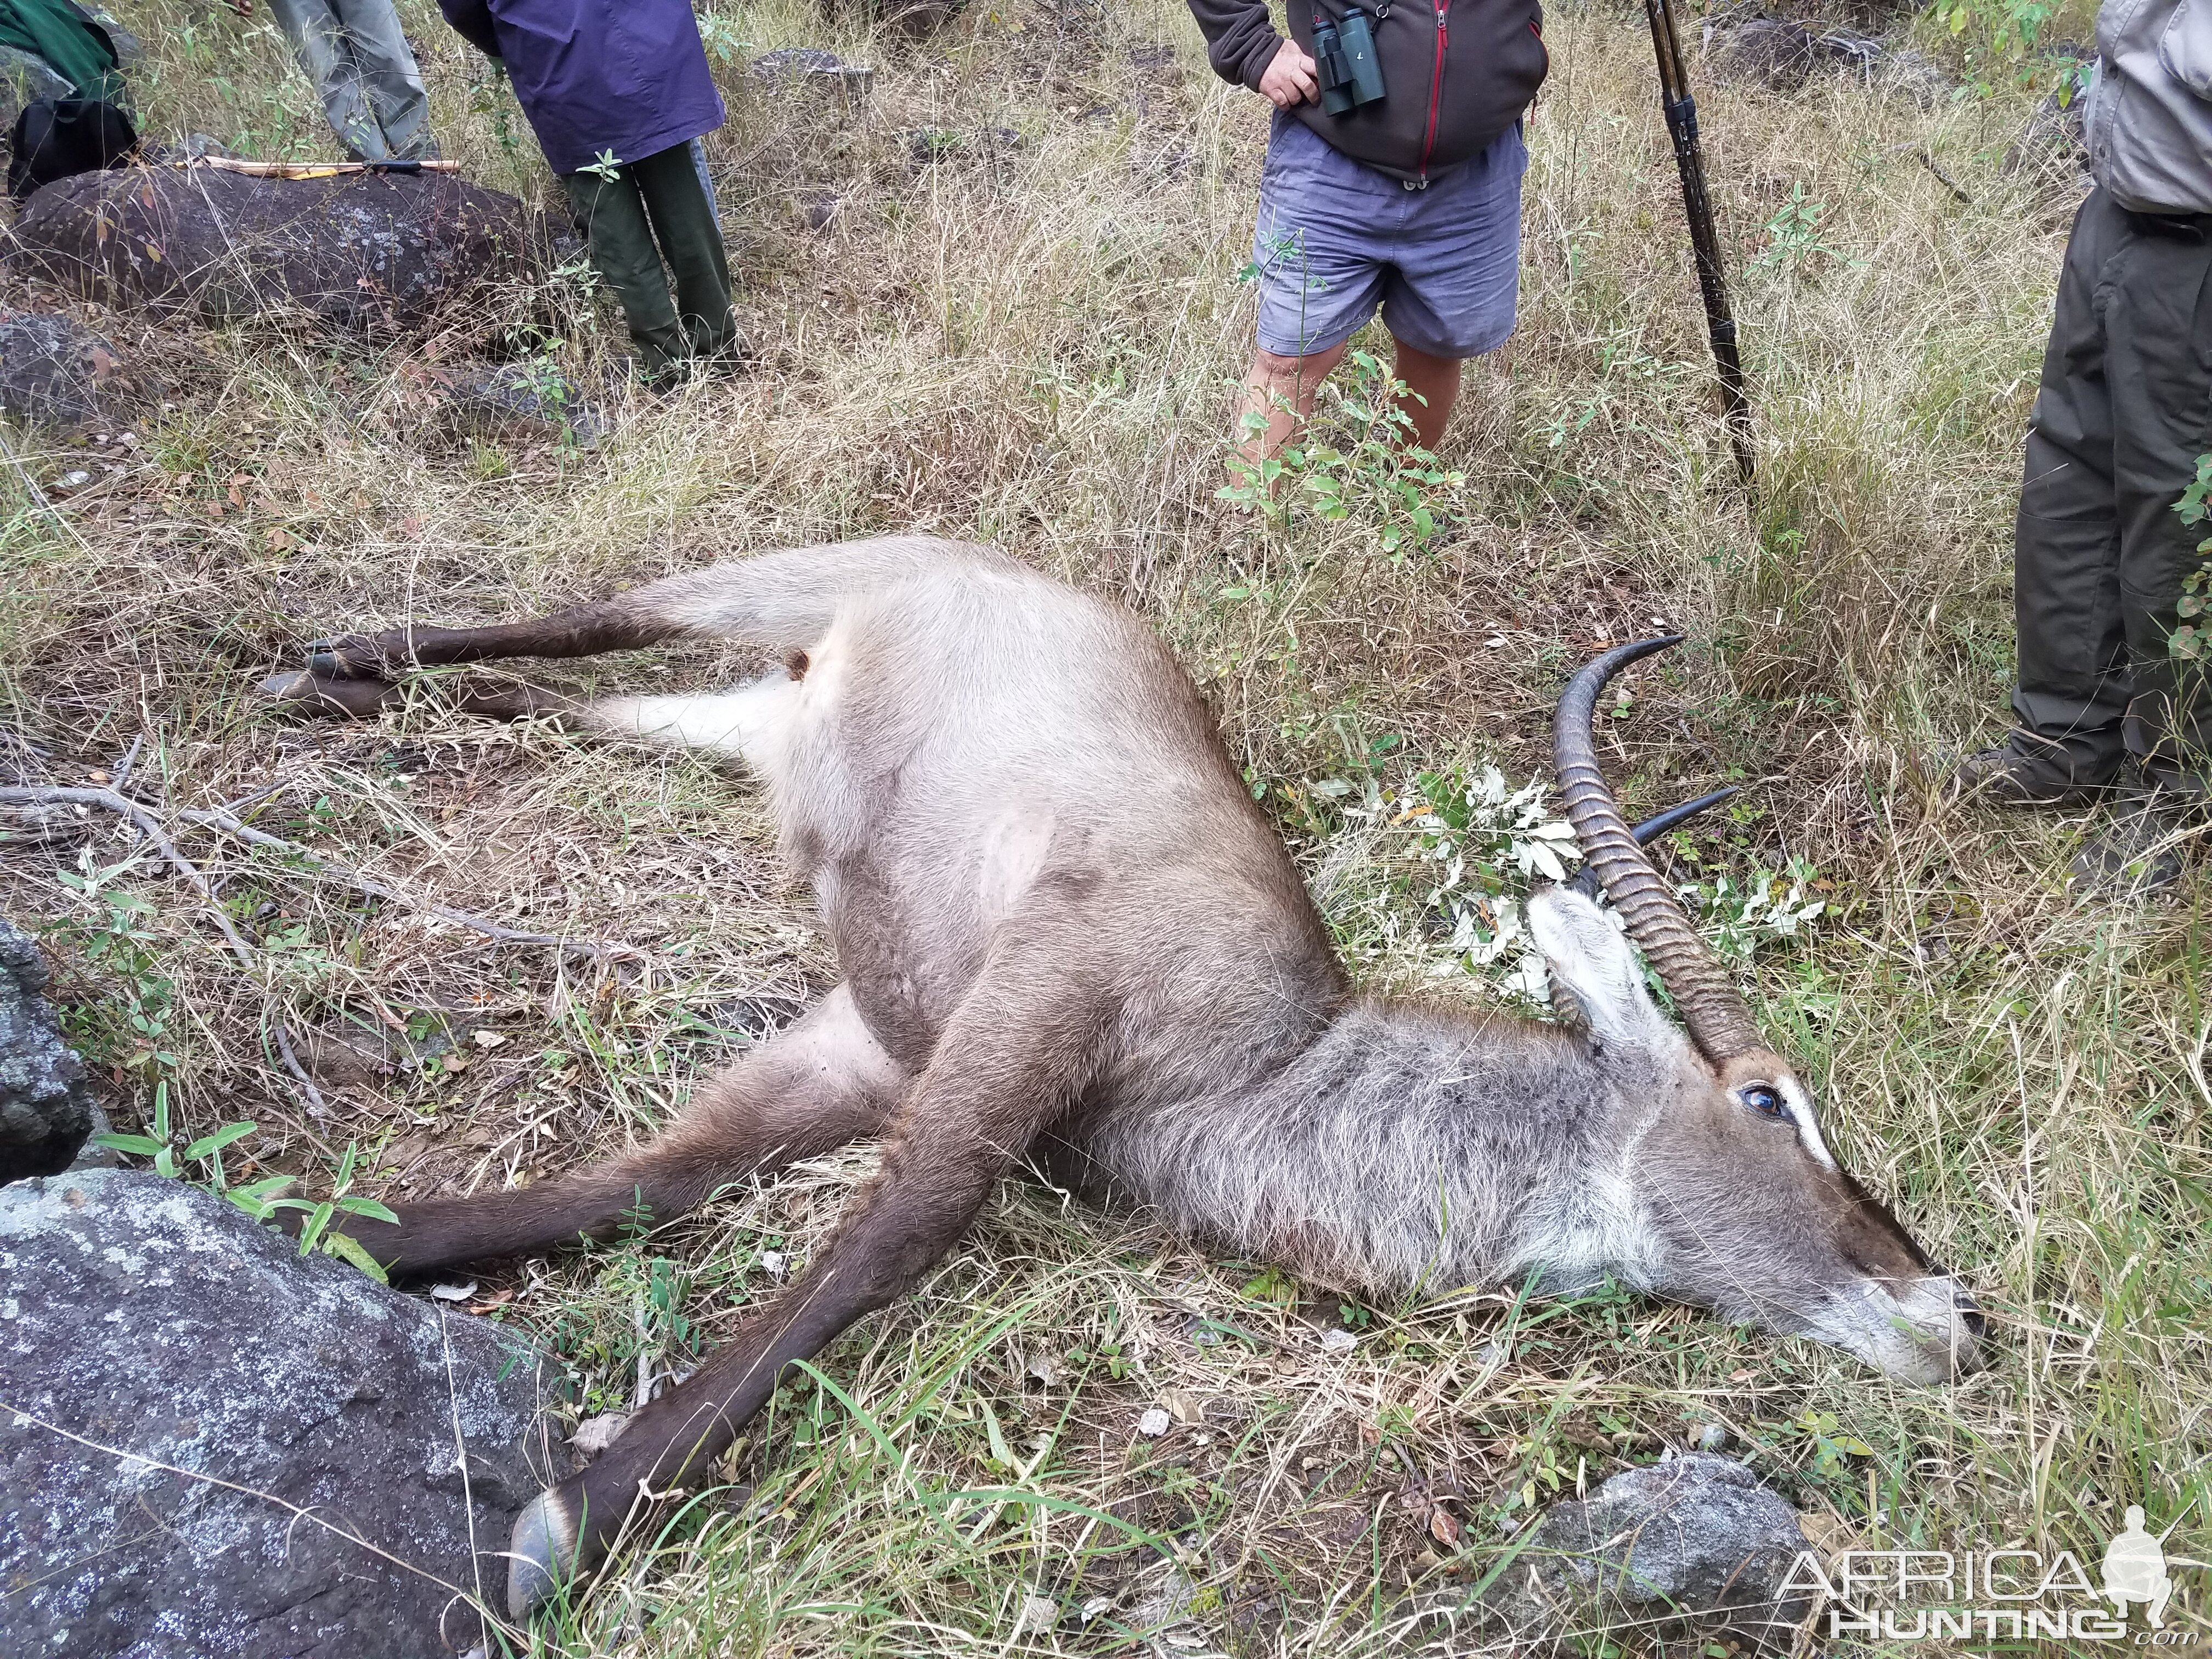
[0, 783, 635, 958]
[0, 783, 335, 1112]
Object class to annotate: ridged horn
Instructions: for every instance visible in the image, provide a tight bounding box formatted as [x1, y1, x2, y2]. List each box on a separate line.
[1552, 637, 1764, 1062]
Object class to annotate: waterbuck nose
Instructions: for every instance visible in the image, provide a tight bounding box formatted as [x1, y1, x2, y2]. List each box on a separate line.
[1936, 1273, 1988, 1374]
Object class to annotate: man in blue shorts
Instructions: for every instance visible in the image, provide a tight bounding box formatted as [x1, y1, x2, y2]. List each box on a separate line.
[1189, 0, 1548, 458]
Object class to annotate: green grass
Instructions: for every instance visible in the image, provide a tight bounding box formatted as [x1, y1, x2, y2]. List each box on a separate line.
[0, 0, 2203, 1653]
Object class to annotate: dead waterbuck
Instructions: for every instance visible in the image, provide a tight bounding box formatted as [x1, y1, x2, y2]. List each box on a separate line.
[261, 536, 1983, 1616]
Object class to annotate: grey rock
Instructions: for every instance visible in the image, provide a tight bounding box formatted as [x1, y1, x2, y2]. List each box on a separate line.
[752, 47, 876, 101]
[2008, 88, 2089, 176]
[0, 46, 70, 140]
[7, 165, 548, 335]
[67, 1103, 119, 1171]
[0, 1169, 571, 1657]
[427, 360, 607, 447]
[795, 186, 843, 230]
[1705, 14, 1889, 93]
[1481, 1454, 1813, 1650]
[82, 6, 144, 67]
[0, 310, 132, 429]
[0, 918, 93, 1184]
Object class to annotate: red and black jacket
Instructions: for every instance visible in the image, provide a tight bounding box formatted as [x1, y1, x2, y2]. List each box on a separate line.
[1188, 0, 1547, 182]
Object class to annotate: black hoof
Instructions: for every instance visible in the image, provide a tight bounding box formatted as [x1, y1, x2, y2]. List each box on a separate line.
[506, 1487, 588, 1618]
[303, 636, 380, 678]
[256, 671, 398, 719]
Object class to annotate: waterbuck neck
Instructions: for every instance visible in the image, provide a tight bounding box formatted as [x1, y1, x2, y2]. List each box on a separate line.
[1071, 996, 1667, 1300]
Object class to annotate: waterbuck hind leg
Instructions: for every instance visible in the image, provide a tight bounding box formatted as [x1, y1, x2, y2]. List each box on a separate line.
[256, 670, 594, 724]
[256, 671, 402, 718]
[323, 986, 904, 1275]
[306, 599, 675, 681]
[502, 954, 1109, 1617]
[304, 535, 992, 680]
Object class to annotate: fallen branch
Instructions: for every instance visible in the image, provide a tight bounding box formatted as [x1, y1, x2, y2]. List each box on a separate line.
[0, 783, 634, 958]
[5, 784, 258, 968]
[0, 783, 334, 1116]
[1913, 148, 1974, 207]
[272, 1023, 329, 1120]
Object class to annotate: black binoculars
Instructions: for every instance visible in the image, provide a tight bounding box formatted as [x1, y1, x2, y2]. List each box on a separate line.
[1313, 7, 1386, 115]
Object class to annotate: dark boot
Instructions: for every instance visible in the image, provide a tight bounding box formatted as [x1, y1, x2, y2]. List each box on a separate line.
[1947, 742, 2117, 808]
[2069, 787, 2193, 899]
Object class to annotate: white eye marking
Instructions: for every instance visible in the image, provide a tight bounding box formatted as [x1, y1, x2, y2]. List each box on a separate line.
[1781, 1078, 1833, 1166]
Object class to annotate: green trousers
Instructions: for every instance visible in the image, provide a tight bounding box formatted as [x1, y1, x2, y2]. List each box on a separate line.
[2008, 188, 2212, 794]
[562, 142, 736, 374]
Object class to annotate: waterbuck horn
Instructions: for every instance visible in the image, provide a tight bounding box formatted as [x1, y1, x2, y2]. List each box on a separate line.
[1553, 638, 1764, 1062]
[1564, 785, 1739, 901]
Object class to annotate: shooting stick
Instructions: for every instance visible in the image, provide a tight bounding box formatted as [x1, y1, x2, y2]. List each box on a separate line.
[1645, 0, 1755, 484]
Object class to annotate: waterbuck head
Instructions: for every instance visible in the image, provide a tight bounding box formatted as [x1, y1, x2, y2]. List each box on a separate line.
[1537, 638, 1983, 1383]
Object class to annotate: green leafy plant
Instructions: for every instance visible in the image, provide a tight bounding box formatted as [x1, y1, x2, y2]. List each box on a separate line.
[1928, 0, 2080, 94]
[579, 149, 623, 183]
[693, 9, 750, 63]
[241, 1141, 401, 1283]
[93, 1080, 255, 1186]
[1406, 764, 1580, 998]
[53, 870, 178, 1075]
[1754, 183, 1849, 272]
[465, 56, 527, 165]
[1219, 349, 1468, 561]
[1675, 857, 1828, 967]
[2171, 453, 2212, 662]
[100, 1094, 396, 1281]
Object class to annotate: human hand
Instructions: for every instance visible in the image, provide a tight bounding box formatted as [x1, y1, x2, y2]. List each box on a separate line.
[1257, 39, 1319, 108]
[224, 0, 252, 14]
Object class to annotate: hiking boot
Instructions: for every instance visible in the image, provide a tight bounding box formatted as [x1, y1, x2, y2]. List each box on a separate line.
[2068, 788, 2193, 899]
[1946, 744, 2115, 809]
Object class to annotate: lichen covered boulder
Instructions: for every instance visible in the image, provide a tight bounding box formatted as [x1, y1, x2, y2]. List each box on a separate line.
[0, 918, 94, 1183]
[1482, 1453, 1816, 1650]
[6, 165, 548, 333]
[0, 1169, 571, 1657]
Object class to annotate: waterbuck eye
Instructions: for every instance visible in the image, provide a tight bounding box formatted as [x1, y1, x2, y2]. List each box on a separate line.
[1739, 1084, 1791, 1121]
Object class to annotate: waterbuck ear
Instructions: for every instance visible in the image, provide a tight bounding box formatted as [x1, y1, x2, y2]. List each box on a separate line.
[1525, 886, 1675, 1053]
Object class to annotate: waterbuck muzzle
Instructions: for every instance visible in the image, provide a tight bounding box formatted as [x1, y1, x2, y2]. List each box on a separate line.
[1552, 639, 1984, 1383]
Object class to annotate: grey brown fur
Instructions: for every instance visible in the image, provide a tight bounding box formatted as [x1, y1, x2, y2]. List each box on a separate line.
[261, 537, 1983, 1616]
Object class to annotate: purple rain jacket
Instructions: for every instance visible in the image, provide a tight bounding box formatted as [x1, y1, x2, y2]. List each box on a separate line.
[436, 0, 725, 176]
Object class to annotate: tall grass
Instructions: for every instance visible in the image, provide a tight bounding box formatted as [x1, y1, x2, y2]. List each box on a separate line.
[0, 0, 2201, 1653]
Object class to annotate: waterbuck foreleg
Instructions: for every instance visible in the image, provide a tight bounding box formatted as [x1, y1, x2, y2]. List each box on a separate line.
[325, 985, 904, 1274]
[501, 953, 1109, 1617]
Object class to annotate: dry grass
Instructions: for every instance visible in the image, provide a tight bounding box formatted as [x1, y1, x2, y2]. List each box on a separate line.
[2, 0, 2205, 1654]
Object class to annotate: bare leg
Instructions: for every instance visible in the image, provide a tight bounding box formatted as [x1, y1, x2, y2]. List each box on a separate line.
[326, 985, 904, 1274]
[1390, 335, 1463, 451]
[1233, 340, 1351, 465]
[503, 943, 1110, 1616]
